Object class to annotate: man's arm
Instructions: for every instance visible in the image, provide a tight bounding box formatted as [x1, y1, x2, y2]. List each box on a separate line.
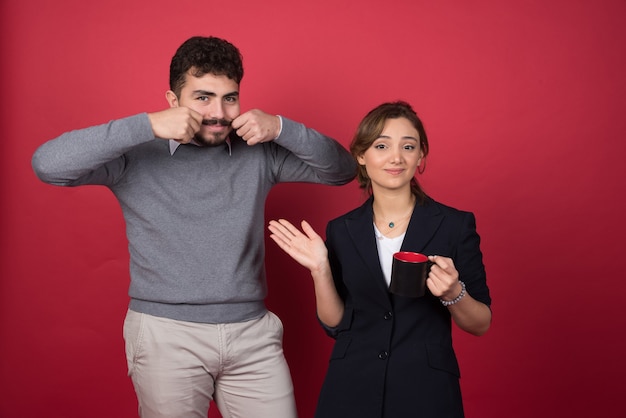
[232, 109, 356, 185]
[32, 113, 157, 187]
[272, 116, 356, 185]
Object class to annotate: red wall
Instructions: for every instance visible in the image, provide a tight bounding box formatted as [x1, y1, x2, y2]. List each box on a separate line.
[2, 1, 625, 417]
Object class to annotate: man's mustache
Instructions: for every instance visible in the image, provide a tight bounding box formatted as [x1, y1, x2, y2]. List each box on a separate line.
[202, 119, 232, 127]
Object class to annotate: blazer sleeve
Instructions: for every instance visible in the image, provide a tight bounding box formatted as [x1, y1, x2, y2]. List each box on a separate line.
[316, 219, 352, 339]
[454, 211, 492, 307]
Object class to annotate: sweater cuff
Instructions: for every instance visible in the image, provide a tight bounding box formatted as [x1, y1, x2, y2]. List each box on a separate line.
[275, 115, 284, 140]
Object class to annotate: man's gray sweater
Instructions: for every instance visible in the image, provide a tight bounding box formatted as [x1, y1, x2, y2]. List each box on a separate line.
[32, 113, 356, 323]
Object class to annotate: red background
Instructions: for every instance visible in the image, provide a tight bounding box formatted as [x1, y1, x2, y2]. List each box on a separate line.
[2, 1, 625, 417]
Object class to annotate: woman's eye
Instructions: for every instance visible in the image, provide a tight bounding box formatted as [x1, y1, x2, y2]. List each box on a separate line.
[374, 144, 386, 150]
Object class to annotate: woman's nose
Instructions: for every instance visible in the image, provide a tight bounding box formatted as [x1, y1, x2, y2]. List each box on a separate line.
[390, 147, 403, 163]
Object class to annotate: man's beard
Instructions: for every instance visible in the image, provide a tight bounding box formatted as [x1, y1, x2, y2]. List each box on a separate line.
[194, 118, 233, 147]
[193, 130, 230, 147]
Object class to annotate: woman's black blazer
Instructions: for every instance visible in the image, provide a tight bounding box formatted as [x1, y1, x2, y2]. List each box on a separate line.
[315, 196, 491, 418]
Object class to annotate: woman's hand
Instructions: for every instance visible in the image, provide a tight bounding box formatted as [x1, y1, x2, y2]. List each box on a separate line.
[426, 255, 462, 300]
[427, 255, 492, 336]
[268, 219, 344, 327]
[268, 219, 329, 274]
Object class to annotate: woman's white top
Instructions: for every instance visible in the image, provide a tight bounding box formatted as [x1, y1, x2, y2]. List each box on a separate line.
[373, 223, 405, 287]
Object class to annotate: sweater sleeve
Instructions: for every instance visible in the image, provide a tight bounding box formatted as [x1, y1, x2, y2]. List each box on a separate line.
[32, 113, 155, 187]
[270, 117, 356, 185]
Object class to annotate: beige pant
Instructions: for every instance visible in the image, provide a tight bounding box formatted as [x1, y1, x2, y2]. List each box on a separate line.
[123, 309, 297, 418]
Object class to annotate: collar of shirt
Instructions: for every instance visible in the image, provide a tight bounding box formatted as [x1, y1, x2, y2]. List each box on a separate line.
[169, 138, 232, 156]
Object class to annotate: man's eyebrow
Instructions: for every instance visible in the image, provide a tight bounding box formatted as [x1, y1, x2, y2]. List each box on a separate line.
[192, 90, 216, 96]
[192, 90, 239, 97]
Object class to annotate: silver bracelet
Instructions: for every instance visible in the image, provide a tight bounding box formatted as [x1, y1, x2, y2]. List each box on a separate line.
[440, 281, 466, 307]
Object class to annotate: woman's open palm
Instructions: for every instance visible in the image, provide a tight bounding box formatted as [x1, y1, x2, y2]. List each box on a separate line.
[268, 219, 328, 273]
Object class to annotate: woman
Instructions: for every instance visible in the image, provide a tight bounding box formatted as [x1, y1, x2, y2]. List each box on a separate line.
[268, 101, 492, 418]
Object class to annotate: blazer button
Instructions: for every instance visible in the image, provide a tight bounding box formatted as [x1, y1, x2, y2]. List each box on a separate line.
[383, 311, 393, 320]
[378, 351, 388, 360]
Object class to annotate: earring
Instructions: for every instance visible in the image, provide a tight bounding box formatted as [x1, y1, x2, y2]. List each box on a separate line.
[417, 159, 426, 174]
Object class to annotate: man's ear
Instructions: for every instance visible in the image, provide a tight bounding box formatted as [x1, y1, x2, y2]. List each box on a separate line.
[165, 90, 179, 108]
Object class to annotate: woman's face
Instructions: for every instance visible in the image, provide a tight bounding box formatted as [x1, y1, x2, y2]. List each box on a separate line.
[357, 117, 423, 194]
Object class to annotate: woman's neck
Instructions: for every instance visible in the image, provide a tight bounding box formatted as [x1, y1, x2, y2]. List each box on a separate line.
[372, 191, 416, 218]
[372, 192, 416, 238]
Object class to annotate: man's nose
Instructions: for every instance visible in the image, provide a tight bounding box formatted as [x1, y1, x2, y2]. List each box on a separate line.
[209, 101, 225, 119]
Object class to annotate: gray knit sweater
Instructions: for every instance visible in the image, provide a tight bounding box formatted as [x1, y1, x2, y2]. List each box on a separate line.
[32, 113, 356, 323]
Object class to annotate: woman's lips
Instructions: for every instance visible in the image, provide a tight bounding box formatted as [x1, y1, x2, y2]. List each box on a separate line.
[385, 168, 404, 175]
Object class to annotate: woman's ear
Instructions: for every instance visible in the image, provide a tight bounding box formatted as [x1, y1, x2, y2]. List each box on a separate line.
[356, 154, 366, 165]
[417, 154, 427, 174]
[165, 90, 179, 108]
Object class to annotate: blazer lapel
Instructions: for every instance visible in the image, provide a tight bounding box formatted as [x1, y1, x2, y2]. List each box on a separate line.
[401, 198, 444, 253]
[345, 197, 391, 297]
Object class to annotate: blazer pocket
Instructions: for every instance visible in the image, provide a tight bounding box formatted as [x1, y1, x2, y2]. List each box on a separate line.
[426, 343, 461, 378]
[329, 336, 352, 360]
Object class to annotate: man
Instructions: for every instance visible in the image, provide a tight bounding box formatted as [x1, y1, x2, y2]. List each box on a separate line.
[32, 36, 356, 418]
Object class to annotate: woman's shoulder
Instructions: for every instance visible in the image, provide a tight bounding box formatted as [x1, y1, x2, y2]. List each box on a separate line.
[423, 195, 474, 217]
[328, 197, 372, 224]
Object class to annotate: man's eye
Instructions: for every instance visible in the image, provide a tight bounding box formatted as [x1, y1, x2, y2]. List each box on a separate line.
[224, 96, 238, 103]
[198, 96, 209, 101]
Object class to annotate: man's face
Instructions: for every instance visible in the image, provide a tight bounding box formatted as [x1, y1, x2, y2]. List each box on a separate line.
[170, 71, 240, 146]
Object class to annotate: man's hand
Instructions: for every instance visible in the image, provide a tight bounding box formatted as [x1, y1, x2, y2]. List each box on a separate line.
[147, 107, 203, 143]
[232, 109, 281, 146]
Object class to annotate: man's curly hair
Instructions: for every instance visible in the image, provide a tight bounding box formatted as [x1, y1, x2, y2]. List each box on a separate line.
[169, 36, 244, 97]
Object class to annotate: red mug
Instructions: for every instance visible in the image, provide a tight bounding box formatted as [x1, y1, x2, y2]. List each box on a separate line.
[390, 251, 432, 298]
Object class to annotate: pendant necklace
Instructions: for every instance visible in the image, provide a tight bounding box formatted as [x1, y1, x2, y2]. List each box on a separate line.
[375, 208, 413, 231]
[374, 197, 416, 232]
[385, 216, 407, 229]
